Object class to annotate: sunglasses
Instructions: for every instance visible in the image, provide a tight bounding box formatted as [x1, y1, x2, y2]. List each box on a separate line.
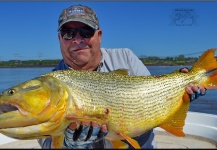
[59, 26, 96, 40]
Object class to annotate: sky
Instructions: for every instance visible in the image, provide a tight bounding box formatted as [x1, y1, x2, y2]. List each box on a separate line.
[0, 1, 217, 61]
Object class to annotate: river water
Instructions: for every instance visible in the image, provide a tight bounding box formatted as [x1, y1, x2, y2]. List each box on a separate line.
[0, 66, 216, 115]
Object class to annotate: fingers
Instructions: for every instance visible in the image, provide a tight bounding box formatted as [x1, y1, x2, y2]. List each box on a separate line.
[91, 121, 99, 127]
[84, 121, 108, 141]
[179, 67, 189, 73]
[198, 85, 207, 95]
[72, 121, 89, 141]
[68, 122, 78, 130]
[95, 124, 108, 142]
[100, 124, 107, 132]
[96, 124, 108, 140]
[73, 124, 83, 141]
[186, 84, 207, 95]
[83, 121, 101, 141]
[186, 84, 198, 94]
[68, 120, 108, 142]
[186, 84, 207, 102]
[84, 124, 93, 141]
[69, 121, 89, 141]
[180, 67, 207, 101]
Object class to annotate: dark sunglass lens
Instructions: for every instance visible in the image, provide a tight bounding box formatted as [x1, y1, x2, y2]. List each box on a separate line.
[60, 27, 95, 40]
[79, 27, 95, 38]
[60, 29, 77, 40]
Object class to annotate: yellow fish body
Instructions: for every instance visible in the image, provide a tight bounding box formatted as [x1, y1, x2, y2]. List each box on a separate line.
[0, 48, 217, 148]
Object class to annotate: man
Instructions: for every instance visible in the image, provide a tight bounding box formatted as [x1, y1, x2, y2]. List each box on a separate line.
[38, 4, 206, 149]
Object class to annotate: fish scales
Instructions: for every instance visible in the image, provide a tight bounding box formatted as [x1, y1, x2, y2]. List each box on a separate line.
[46, 70, 192, 136]
[0, 48, 217, 148]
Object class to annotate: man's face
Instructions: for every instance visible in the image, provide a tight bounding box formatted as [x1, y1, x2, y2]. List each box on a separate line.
[58, 22, 102, 69]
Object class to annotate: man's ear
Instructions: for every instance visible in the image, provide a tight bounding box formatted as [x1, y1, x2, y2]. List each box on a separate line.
[97, 29, 102, 43]
[58, 34, 61, 40]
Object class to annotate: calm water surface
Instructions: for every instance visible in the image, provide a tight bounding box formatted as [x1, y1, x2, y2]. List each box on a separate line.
[0, 66, 216, 115]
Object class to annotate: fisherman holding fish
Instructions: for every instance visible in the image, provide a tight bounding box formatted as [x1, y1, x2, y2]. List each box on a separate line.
[38, 4, 207, 149]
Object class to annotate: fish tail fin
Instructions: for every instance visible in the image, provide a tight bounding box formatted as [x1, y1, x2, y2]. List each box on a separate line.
[160, 48, 217, 137]
[203, 68, 217, 89]
[191, 48, 217, 89]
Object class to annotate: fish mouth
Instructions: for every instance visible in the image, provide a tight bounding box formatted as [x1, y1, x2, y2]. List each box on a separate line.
[0, 104, 18, 114]
[0, 102, 52, 140]
[0, 102, 28, 115]
[0, 102, 38, 129]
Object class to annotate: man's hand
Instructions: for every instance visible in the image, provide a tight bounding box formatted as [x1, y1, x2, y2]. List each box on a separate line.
[63, 121, 108, 148]
[180, 67, 207, 102]
[69, 121, 107, 141]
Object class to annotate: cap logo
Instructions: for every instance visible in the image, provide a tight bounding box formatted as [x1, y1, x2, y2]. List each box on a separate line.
[67, 6, 85, 16]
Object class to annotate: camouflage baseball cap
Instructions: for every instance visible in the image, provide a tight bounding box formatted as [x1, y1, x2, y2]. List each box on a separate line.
[58, 4, 99, 30]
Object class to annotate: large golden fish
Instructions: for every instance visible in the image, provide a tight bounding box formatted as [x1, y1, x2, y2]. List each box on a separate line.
[0, 48, 217, 148]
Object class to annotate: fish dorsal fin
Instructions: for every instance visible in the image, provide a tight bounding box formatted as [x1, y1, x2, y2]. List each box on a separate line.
[110, 69, 129, 75]
[160, 94, 190, 137]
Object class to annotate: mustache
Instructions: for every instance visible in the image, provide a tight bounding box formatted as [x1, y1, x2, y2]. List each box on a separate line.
[69, 43, 90, 52]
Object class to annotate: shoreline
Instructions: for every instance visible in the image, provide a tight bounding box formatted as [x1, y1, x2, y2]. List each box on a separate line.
[0, 64, 191, 69]
[0, 65, 56, 68]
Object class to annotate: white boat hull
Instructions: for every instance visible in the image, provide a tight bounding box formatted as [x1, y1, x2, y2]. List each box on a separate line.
[156, 111, 217, 142]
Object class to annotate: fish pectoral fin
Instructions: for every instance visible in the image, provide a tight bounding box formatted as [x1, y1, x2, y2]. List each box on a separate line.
[111, 140, 129, 149]
[160, 96, 190, 137]
[65, 114, 105, 124]
[52, 135, 65, 148]
[118, 132, 141, 149]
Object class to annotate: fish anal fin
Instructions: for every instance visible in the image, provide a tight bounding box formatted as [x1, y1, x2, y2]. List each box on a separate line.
[160, 98, 190, 137]
[52, 135, 64, 148]
[111, 140, 129, 149]
[160, 123, 185, 137]
[119, 132, 140, 149]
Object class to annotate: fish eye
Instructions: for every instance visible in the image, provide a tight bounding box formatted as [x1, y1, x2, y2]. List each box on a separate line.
[8, 89, 15, 95]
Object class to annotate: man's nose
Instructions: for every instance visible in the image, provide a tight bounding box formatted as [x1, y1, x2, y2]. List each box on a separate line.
[71, 32, 84, 44]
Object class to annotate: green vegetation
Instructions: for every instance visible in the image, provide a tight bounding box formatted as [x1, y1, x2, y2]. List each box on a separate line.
[140, 55, 198, 66]
[0, 55, 198, 68]
[0, 59, 60, 68]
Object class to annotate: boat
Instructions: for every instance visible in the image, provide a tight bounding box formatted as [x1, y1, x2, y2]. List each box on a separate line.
[0, 111, 216, 148]
[155, 111, 217, 148]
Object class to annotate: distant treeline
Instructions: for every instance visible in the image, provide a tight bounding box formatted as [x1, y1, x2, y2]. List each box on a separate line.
[0, 59, 60, 68]
[0, 55, 198, 68]
[140, 55, 198, 66]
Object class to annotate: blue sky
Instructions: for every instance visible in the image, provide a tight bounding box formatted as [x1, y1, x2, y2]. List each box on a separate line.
[0, 1, 217, 61]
